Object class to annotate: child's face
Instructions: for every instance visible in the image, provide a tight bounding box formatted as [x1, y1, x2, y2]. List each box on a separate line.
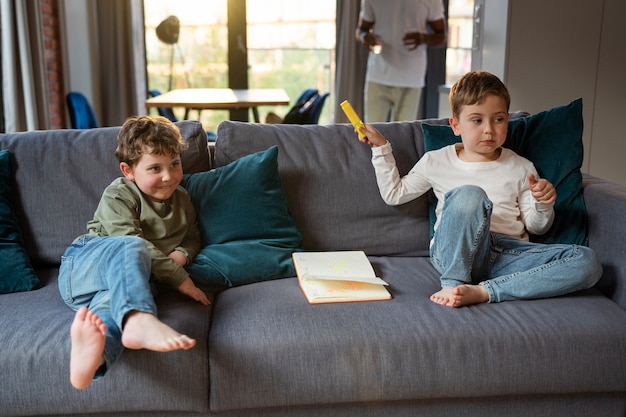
[120, 151, 183, 202]
[450, 94, 509, 162]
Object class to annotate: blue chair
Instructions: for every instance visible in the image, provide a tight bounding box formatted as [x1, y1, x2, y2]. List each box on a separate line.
[282, 91, 329, 124]
[266, 88, 319, 124]
[294, 88, 319, 104]
[66, 92, 98, 129]
[306, 92, 330, 124]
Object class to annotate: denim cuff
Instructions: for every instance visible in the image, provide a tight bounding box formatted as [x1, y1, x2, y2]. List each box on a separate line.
[479, 281, 495, 303]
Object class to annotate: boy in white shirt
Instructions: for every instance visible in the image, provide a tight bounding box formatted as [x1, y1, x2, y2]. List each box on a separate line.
[358, 71, 602, 307]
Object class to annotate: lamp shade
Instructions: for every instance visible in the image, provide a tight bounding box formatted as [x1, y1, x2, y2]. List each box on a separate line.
[156, 15, 180, 45]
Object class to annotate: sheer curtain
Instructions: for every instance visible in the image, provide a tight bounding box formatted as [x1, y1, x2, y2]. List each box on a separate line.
[334, 0, 369, 123]
[1, 0, 49, 132]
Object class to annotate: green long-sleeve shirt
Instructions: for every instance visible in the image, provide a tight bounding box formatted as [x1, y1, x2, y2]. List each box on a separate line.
[85, 177, 200, 287]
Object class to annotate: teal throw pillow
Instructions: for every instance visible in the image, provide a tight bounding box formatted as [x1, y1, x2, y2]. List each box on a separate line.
[181, 146, 302, 288]
[422, 98, 587, 245]
[0, 150, 39, 293]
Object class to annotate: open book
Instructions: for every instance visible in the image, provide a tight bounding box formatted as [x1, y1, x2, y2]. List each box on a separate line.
[292, 251, 391, 304]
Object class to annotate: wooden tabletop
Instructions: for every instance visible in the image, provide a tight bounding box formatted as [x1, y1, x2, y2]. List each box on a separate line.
[145, 88, 290, 110]
[145, 88, 290, 122]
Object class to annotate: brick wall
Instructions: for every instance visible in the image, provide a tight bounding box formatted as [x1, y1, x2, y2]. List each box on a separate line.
[40, 0, 65, 129]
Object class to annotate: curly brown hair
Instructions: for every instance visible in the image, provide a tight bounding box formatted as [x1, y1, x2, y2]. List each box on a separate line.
[449, 71, 511, 119]
[115, 115, 187, 167]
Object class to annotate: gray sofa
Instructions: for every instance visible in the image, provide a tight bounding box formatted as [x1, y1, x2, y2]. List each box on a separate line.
[1, 117, 625, 417]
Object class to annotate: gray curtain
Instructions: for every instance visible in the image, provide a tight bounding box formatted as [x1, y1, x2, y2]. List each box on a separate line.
[334, 0, 369, 123]
[94, 0, 147, 126]
[1, 0, 49, 132]
[1, 0, 146, 131]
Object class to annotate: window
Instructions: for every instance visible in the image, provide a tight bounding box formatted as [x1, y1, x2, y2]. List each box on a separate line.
[144, 0, 335, 130]
[246, 1, 335, 123]
[445, 0, 473, 85]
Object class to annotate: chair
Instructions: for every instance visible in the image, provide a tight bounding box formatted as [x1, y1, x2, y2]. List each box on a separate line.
[66, 92, 98, 129]
[282, 91, 329, 125]
[304, 92, 330, 124]
[294, 88, 319, 104]
[265, 88, 319, 124]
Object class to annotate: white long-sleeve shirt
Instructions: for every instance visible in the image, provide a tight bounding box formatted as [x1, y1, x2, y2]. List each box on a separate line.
[371, 142, 554, 241]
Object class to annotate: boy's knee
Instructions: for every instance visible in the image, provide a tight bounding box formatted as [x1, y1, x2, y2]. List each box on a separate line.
[444, 185, 491, 213]
[578, 246, 603, 287]
[117, 236, 152, 270]
[115, 236, 149, 257]
[117, 235, 144, 246]
[446, 185, 488, 202]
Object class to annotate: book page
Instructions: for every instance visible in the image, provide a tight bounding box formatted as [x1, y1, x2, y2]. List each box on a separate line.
[292, 251, 388, 285]
[299, 278, 391, 304]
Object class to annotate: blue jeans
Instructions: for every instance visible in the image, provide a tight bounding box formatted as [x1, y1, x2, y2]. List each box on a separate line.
[58, 235, 157, 377]
[430, 185, 603, 302]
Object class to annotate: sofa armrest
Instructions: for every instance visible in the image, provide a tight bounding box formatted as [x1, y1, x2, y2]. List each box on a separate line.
[583, 174, 626, 310]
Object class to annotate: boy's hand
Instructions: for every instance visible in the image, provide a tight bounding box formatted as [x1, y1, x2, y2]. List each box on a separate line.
[178, 277, 210, 306]
[528, 174, 557, 204]
[168, 250, 187, 267]
[358, 123, 388, 147]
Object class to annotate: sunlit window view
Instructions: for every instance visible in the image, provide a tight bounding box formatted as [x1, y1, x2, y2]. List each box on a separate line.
[246, 2, 335, 121]
[144, 0, 335, 132]
[144, 1, 472, 129]
[446, 0, 473, 85]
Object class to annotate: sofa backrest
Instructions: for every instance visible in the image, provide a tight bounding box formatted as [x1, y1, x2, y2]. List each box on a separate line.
[215, 120, 447, 257]
[0, 121, 210, 266]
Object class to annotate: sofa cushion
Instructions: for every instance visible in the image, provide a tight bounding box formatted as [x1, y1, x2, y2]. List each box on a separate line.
[583, 175, 626, 310]
[0, 121, 209, 265]
[0, 268, 212, 415]
[208, 256, 626, 411]
[0, 150, 39, 293]
[215, 121, 431, 257]
[422, 99, 587, 245]
[182, 146, 302, 288]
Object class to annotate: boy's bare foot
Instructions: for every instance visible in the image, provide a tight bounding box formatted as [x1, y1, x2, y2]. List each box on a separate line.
[430, 285, 489, 307]
[121, 311, 196, 352]
[70, 307, 107, 390]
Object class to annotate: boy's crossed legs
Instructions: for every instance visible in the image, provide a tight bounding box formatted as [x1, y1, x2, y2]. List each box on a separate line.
[429, 185, 493, 307]
[429, 185, 602, 308]
[61, 235, 198, 389]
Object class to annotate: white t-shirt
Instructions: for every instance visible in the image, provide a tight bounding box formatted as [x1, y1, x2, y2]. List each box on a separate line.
[360, 0, 445, 88]
[371, 142, 555, 241]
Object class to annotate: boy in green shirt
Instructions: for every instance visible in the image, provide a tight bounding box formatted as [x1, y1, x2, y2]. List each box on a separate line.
[58, 116, 209, 389]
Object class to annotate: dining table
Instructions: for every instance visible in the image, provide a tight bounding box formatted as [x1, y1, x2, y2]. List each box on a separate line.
[145, 88, 290, 123]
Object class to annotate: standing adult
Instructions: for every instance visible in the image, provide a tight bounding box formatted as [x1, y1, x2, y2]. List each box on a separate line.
[356, 0, 446, 122]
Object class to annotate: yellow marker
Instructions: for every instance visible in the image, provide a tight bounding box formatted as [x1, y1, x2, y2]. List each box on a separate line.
[340, 100, 366, 139]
